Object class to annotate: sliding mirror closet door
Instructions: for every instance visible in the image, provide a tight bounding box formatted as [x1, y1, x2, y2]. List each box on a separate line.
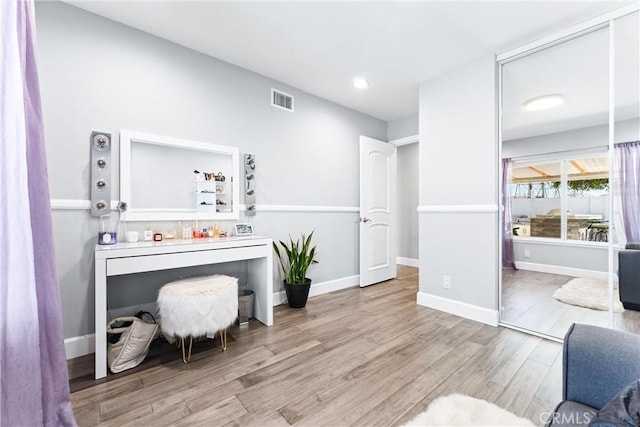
[501, 26, 613, 339]
[613, 11, 640, 334]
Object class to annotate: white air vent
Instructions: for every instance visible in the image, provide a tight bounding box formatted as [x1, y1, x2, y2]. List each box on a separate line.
[271, 88, 294, 112]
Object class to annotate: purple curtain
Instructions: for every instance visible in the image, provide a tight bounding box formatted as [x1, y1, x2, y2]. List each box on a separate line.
[1, 1, 76, 425]
[615, 141, 640, 244]
[502, 159, 515, 269]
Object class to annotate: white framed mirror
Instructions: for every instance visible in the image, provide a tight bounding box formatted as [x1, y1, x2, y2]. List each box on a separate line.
[120, 130, 240, 221]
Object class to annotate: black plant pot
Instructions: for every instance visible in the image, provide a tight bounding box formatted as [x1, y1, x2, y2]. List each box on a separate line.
[283, 279, 311, 308]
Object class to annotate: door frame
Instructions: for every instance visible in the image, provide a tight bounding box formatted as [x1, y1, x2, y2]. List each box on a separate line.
[389, 134, 419, 147]
[389, 134, 419, 268]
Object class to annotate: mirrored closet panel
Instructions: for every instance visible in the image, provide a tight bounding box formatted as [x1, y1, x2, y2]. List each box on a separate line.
[501, 26, 613, 339]
[613, 11, 640, 334]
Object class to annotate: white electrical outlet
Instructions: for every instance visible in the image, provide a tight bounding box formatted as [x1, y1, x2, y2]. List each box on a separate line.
[524, 249, 531, 258]
[443, 275, 452, 289]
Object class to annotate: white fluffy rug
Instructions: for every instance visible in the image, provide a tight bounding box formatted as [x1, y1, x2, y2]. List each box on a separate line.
[553, 278, 624, 313]
[403, 394, 534, 426]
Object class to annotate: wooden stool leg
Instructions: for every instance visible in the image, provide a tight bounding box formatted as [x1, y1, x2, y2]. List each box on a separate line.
[181, 336, 194, 363]
[219, 329, 227, 351]
[186, 336, 193, 362]
[181, 337, 187, 363]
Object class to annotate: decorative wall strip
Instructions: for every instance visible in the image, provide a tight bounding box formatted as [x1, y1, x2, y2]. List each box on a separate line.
[417, 204, 499, 213]
[50, 199, 359, 213]
[254, 204, 358, 213]
[51, 199, 102, 210]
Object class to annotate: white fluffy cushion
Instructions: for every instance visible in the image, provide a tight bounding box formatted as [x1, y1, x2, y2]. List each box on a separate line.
[157, 275, 238, 339]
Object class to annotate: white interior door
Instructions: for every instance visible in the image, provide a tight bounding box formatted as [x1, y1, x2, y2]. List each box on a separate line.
[359, 136, 397, 287]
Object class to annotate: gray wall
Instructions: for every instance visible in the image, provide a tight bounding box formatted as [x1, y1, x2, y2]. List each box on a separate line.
[513, 240, 615, 273]
[37, 2, 386, 339]
[503, 118, 640, 158]
[397, 143, 419, 260]
[387, 113, 418, 141]
[418, 56, 498, 312]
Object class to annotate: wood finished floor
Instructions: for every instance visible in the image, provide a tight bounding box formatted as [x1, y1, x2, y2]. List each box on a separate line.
[70, 266, 563, 426]
[502, 269, 640, 338]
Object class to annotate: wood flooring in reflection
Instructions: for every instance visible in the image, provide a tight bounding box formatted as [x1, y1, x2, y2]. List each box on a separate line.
[69, 266, 564, 426]
[502, 269, 640, 338]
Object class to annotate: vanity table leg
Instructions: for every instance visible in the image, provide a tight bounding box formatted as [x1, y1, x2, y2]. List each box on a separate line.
[247, 254, 273, 327]
[94, 257, 107, 379]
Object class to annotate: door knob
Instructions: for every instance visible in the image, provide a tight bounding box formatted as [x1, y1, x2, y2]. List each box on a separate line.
[360, 217, 372, 223]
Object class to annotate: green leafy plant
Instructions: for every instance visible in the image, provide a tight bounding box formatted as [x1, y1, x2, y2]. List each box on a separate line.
[551, 179, 609, 196]
[273, 231, 318, 284]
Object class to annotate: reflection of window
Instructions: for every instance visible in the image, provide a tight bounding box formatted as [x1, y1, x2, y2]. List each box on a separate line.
[510, 153, 608, 241]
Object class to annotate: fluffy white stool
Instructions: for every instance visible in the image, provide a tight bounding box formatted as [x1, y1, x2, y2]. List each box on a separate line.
[157, 275, 238, 363]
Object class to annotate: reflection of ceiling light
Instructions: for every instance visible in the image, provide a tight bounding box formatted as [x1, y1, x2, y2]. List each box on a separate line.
[523, 94, 565, 111]
[353, 77, 369, 89]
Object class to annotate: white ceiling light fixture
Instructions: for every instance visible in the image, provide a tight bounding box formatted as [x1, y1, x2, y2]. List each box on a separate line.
[523, 94, 565, 111]
[353, 77, 369, 90]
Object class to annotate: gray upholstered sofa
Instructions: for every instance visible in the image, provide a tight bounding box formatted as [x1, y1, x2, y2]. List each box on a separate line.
[546, 324, 640, 426]
[619, 243, 640, 311]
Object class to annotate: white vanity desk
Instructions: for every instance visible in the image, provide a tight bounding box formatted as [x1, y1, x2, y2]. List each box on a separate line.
[94, 236, 273, 379]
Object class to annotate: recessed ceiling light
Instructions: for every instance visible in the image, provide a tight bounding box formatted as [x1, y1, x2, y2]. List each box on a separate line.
[523, 94, 565, 111]
[353, 77, 369, 89]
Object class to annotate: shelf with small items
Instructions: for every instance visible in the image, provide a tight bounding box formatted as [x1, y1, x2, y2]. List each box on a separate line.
[196, 181, 216, 212]
[215, 193, 232, 213]
[196, 180, 232, 213]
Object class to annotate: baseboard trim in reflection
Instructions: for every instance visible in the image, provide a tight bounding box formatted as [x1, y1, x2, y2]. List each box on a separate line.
[515, 261, 609, 281]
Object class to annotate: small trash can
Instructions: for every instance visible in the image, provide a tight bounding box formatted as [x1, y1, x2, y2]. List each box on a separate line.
[238, 289, 254, 325]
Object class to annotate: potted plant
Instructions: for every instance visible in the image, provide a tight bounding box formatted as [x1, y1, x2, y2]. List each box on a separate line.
[273, 231, 318, 308]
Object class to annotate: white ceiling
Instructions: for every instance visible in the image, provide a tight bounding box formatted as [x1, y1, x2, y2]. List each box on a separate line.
[67, 0, 634, 126]
[503, 10, 640, 140]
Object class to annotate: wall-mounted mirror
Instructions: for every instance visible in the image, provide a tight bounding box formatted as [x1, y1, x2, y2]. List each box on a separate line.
[120, 130, 240, 221]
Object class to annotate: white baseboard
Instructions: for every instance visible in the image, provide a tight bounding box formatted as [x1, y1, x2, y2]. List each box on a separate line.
[273, 291, 288, 306]
[416, 292, 499, 327]
[273, 274, 360, 306]
[65, 274, 358, 359]
[64, 334, 95, 360]
[515, 261, 609, 280]
[397, 257, 419, 268]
